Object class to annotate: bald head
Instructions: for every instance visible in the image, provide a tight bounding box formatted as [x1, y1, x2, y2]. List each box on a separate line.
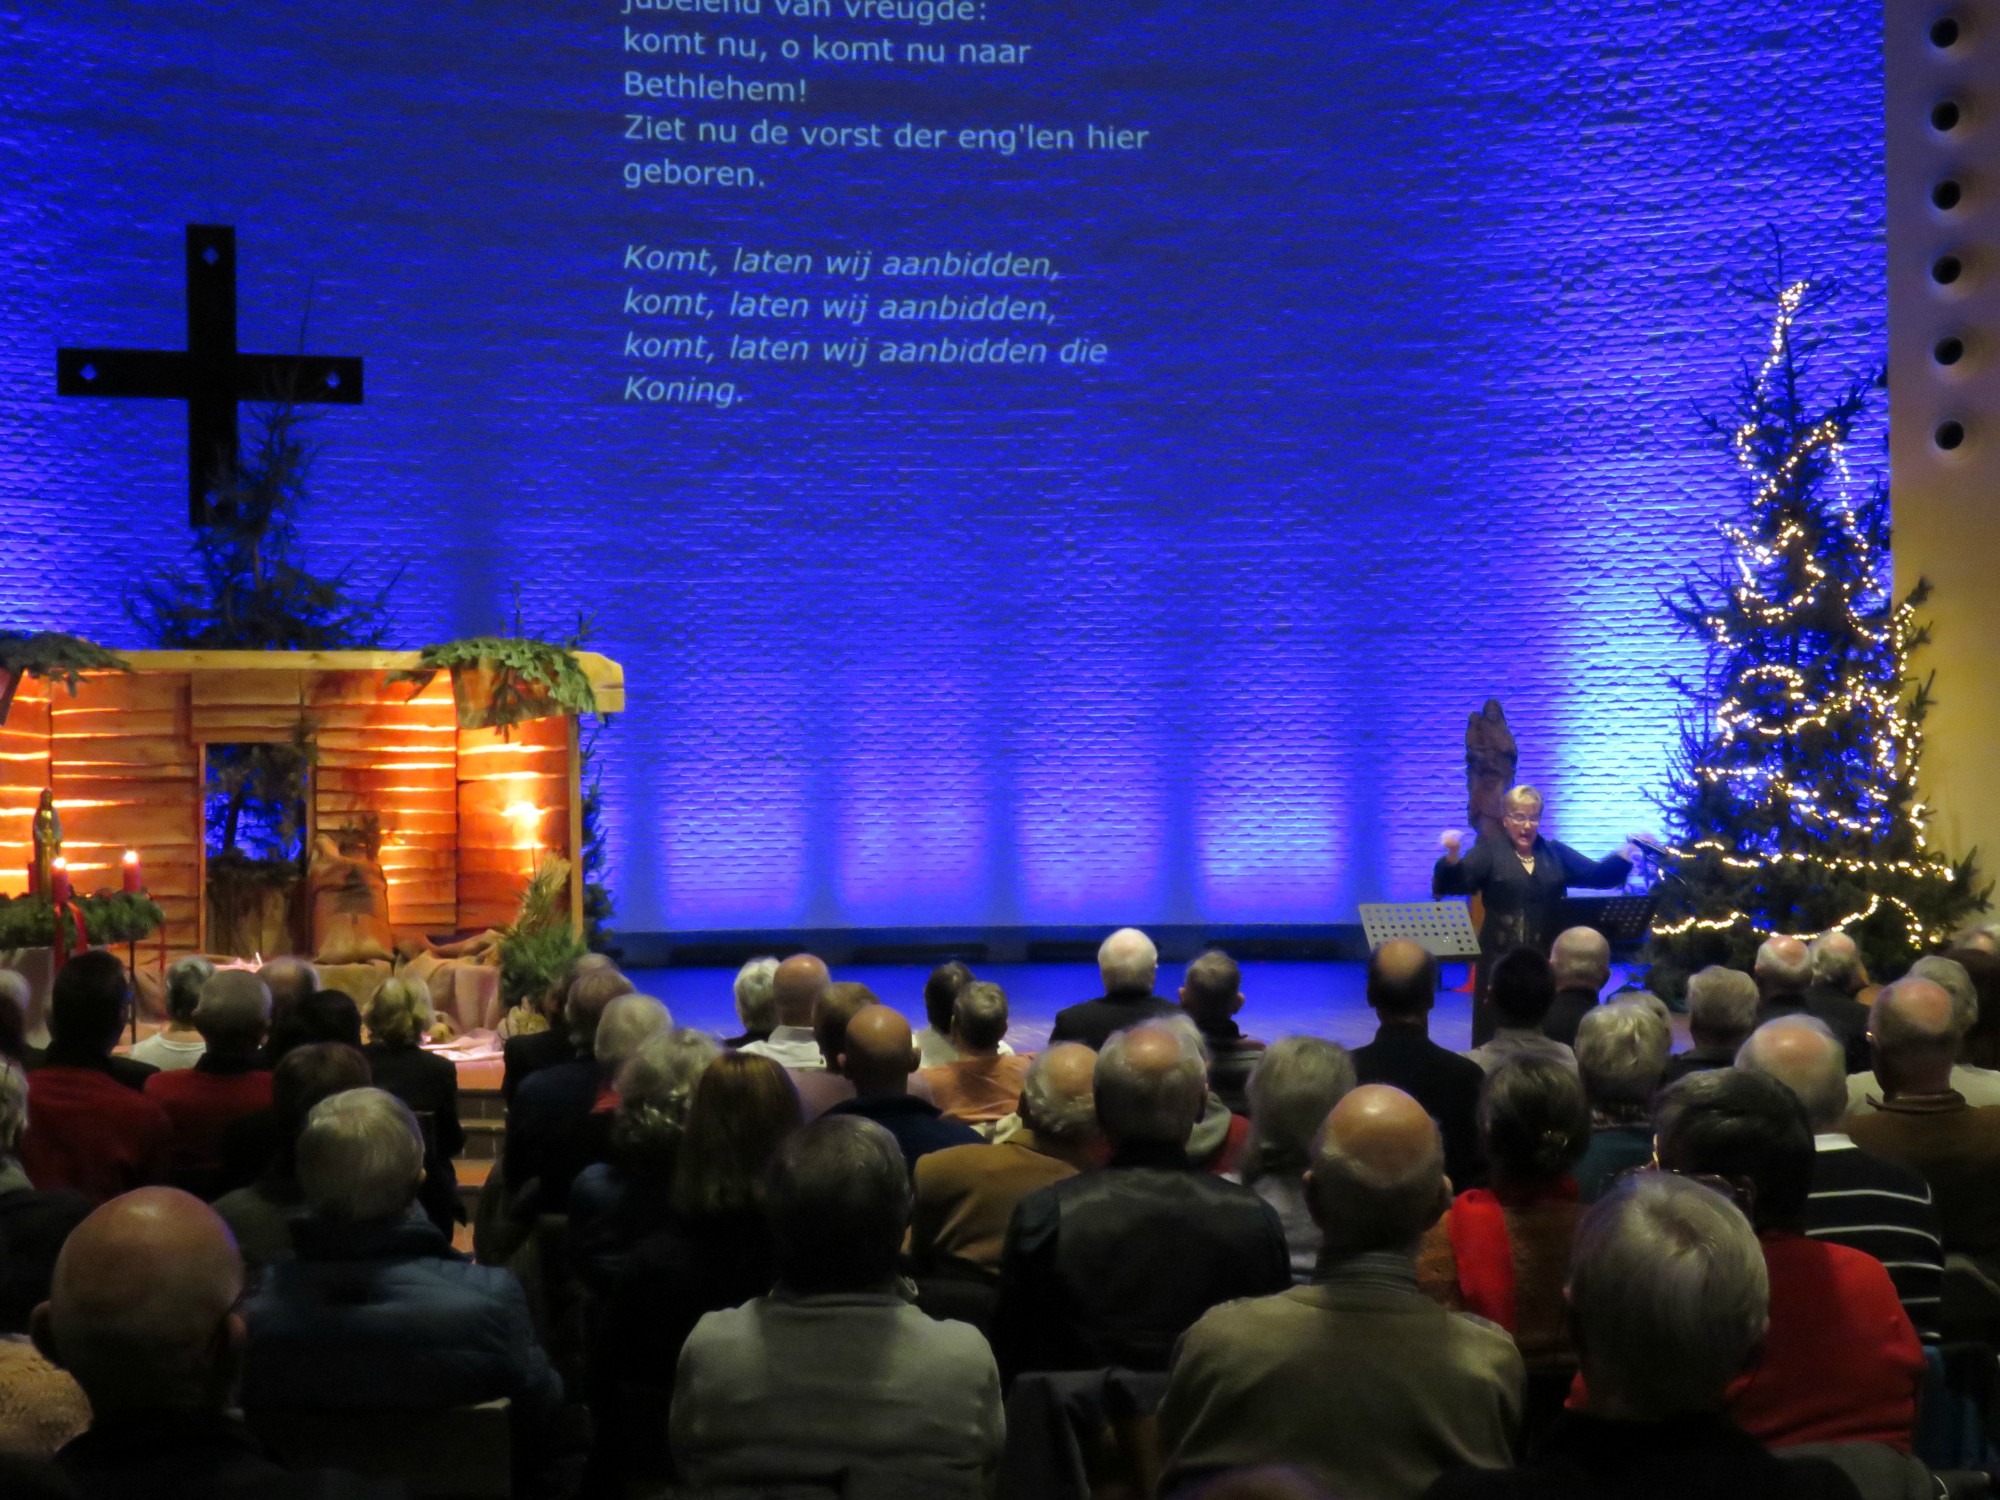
[1096, 1021, 1207, 1146]
[1551, 927, 1612, 991]
[1736, 1016, 1849, 1131]
[772, 954, 832, 1029]
[1367, 940, 1438, 1021]
[1308, 1084, 1450, 1253]
[1098, 927, 1159, 995]
[1872, 977, 1961, 1095]
[839, 1004, 918, 1097]
[1754, 935, 1812, 999]
[194, 969, 272, 1057]
[34, 1188, 244, 1418]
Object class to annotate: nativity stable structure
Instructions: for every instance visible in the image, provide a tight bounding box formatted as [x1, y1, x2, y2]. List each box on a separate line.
[0, 650, 625, 956]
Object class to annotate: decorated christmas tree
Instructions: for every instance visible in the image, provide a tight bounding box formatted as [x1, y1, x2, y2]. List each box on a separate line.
[1646, 277, 1987, 988]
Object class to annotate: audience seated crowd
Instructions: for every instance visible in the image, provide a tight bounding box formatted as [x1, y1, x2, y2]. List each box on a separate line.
[8, 917, 2000, 1499]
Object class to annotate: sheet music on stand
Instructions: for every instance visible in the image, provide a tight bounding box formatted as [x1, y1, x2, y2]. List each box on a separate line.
[1358, 900, 1483, 959]
[1566, 893, 1659, 945]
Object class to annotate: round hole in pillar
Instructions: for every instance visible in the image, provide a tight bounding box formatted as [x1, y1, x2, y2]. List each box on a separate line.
[1935, 179, 1964, 210]
[1936, 419, 1967, 450]
[1934, 254, 1964, 284]
[1933, 100, 1963, 133]
[1935, 334, 1966, 365]
[1932, 16, 1962, 47]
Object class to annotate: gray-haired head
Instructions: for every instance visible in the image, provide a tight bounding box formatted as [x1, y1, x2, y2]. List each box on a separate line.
[1551, 927, 1612, 992]
[1753, 935, 1813, 997]
[1568, 1173, 1768, 1418]
[1096, 1019, 1208, 1147]
[1575, 1001, 1670, 1111]
[1245, 1037, 1357, 1181]
[1809, 930, 1864, 991]
[296, 1087, 425, 1223]
[1308, 1084, 1450, 1254]
[1736, 1015, 1849, 1132]
[0, 1056, 27, 1157]
[951, 980, 1010, 1054]
[1098, 927, 1159, 996]
[194, 971, 272, 1057]
[1685, 966, 1759, 1049]
[616, 1026, 721, 1123]
[733, 956, 779, 1036]
[768, 1114, 910, 1295]
[594, 993, 672, 1072]
[1910, 956, 1977, 1037]
[1019, 1043, 1098, 1145]
[163, 957, 216, 1026]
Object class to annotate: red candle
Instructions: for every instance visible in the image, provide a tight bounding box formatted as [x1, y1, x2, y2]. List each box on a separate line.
[122, 849, 143, 894]
[51, 858, 71, 906]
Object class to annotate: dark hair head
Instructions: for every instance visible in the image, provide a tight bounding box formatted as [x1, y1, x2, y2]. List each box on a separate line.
[768, 1115, 909, 1294]
[1481, 1057, 1590, 1182]
[1489, 947, 1557, 1028]
[269, 990, 364, 1065]
[1654, 1067, 1813, 1231]
[49, 950, 130, 1053]
[672, 1052, 803, 1218]
[1366, 941, 1438, 1019]
[814, 981, 877, 1066]
[1182, 950, 1243, 1023]
[923, 961, 975, 1034]
[270, 1042, 371, 1175]
[566, 967, 637, 1048]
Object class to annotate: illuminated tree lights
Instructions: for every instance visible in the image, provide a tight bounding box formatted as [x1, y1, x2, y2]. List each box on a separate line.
[1645, 279, 1987, 984]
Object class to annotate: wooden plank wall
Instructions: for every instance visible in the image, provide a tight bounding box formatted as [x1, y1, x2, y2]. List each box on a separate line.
[312, 673, 460, 937]
[49, 675, 201, 951]
[458, 716, 570, 933]
[0, 682, 52, 899]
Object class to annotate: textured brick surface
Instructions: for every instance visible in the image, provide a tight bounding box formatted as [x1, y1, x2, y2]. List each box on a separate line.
[0, 1, 1886, 931]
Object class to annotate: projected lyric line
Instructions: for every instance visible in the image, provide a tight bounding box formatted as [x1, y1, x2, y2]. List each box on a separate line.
[608, 0, 1146, 407]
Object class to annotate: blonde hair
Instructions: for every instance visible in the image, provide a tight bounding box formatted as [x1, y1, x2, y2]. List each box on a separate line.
[366, 976, 433, 1049]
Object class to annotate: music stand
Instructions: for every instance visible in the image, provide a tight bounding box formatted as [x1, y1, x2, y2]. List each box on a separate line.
[1358, 901, 1483, 960]
[1559, 893, 1659, 946]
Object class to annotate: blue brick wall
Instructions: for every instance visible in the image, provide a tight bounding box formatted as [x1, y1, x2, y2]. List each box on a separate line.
[0, 0, 1886, 932]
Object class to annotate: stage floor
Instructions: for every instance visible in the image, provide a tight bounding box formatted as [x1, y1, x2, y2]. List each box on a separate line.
[629, 958, 1514, 1055]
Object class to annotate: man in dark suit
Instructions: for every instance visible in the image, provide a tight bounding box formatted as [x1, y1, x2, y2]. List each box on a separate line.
[994, 1020, 1290, 1376]
[827, 1006, 983, 1170]
[1544, 927, 1612, 1048]
[1050, 928, 1179, 1050]
[1803, 931, 1872, 1075]
[1351, 941, 1485, 1189]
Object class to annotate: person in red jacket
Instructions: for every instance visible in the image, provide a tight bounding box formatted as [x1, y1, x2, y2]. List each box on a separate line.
[1654, 1067, 1924, 1451]
[145, 970, 273, 1197]
[20, 951, 170, 1203]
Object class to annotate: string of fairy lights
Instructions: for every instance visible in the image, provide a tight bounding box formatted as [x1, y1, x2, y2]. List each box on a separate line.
[1652, 281, 1952, 949]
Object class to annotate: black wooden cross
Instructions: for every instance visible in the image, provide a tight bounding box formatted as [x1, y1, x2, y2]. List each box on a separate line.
[56, 225, 365, 525]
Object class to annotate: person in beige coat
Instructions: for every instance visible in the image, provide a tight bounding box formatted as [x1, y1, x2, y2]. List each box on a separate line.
[1159, 1085, 1522, 1499]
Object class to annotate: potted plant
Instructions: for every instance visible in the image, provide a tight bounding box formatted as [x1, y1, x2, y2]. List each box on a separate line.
[395, 636, 597, 736]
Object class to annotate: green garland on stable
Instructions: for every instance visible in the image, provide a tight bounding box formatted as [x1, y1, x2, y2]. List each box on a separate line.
[0, 633, 129, 694]
[0, 892, 165, 950]
[394, 636, 598, 733]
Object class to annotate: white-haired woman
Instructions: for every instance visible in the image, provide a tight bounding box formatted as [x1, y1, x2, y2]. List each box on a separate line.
[363, 976, 463, 1233]
[1436, 784, 1640, 1045]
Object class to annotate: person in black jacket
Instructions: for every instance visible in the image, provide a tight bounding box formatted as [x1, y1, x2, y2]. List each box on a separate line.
[1050, 928, 1179, 1050]
[1435, 785, 1635, 1046]
[1351, 941, 1487, 1191]
[502, 960, 632, 1105]
[362, 977, 462, 1234]
[993, 1020, 1290, 1377]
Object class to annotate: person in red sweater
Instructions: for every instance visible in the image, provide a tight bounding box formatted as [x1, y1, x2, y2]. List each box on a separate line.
[145, 970, 273, 1198]
[20, 952, 171, 1203]
[1655, 1067, 1924, 1451]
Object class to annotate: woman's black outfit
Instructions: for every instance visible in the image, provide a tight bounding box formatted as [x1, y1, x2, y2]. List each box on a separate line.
[362, 1041, 465, 1233]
